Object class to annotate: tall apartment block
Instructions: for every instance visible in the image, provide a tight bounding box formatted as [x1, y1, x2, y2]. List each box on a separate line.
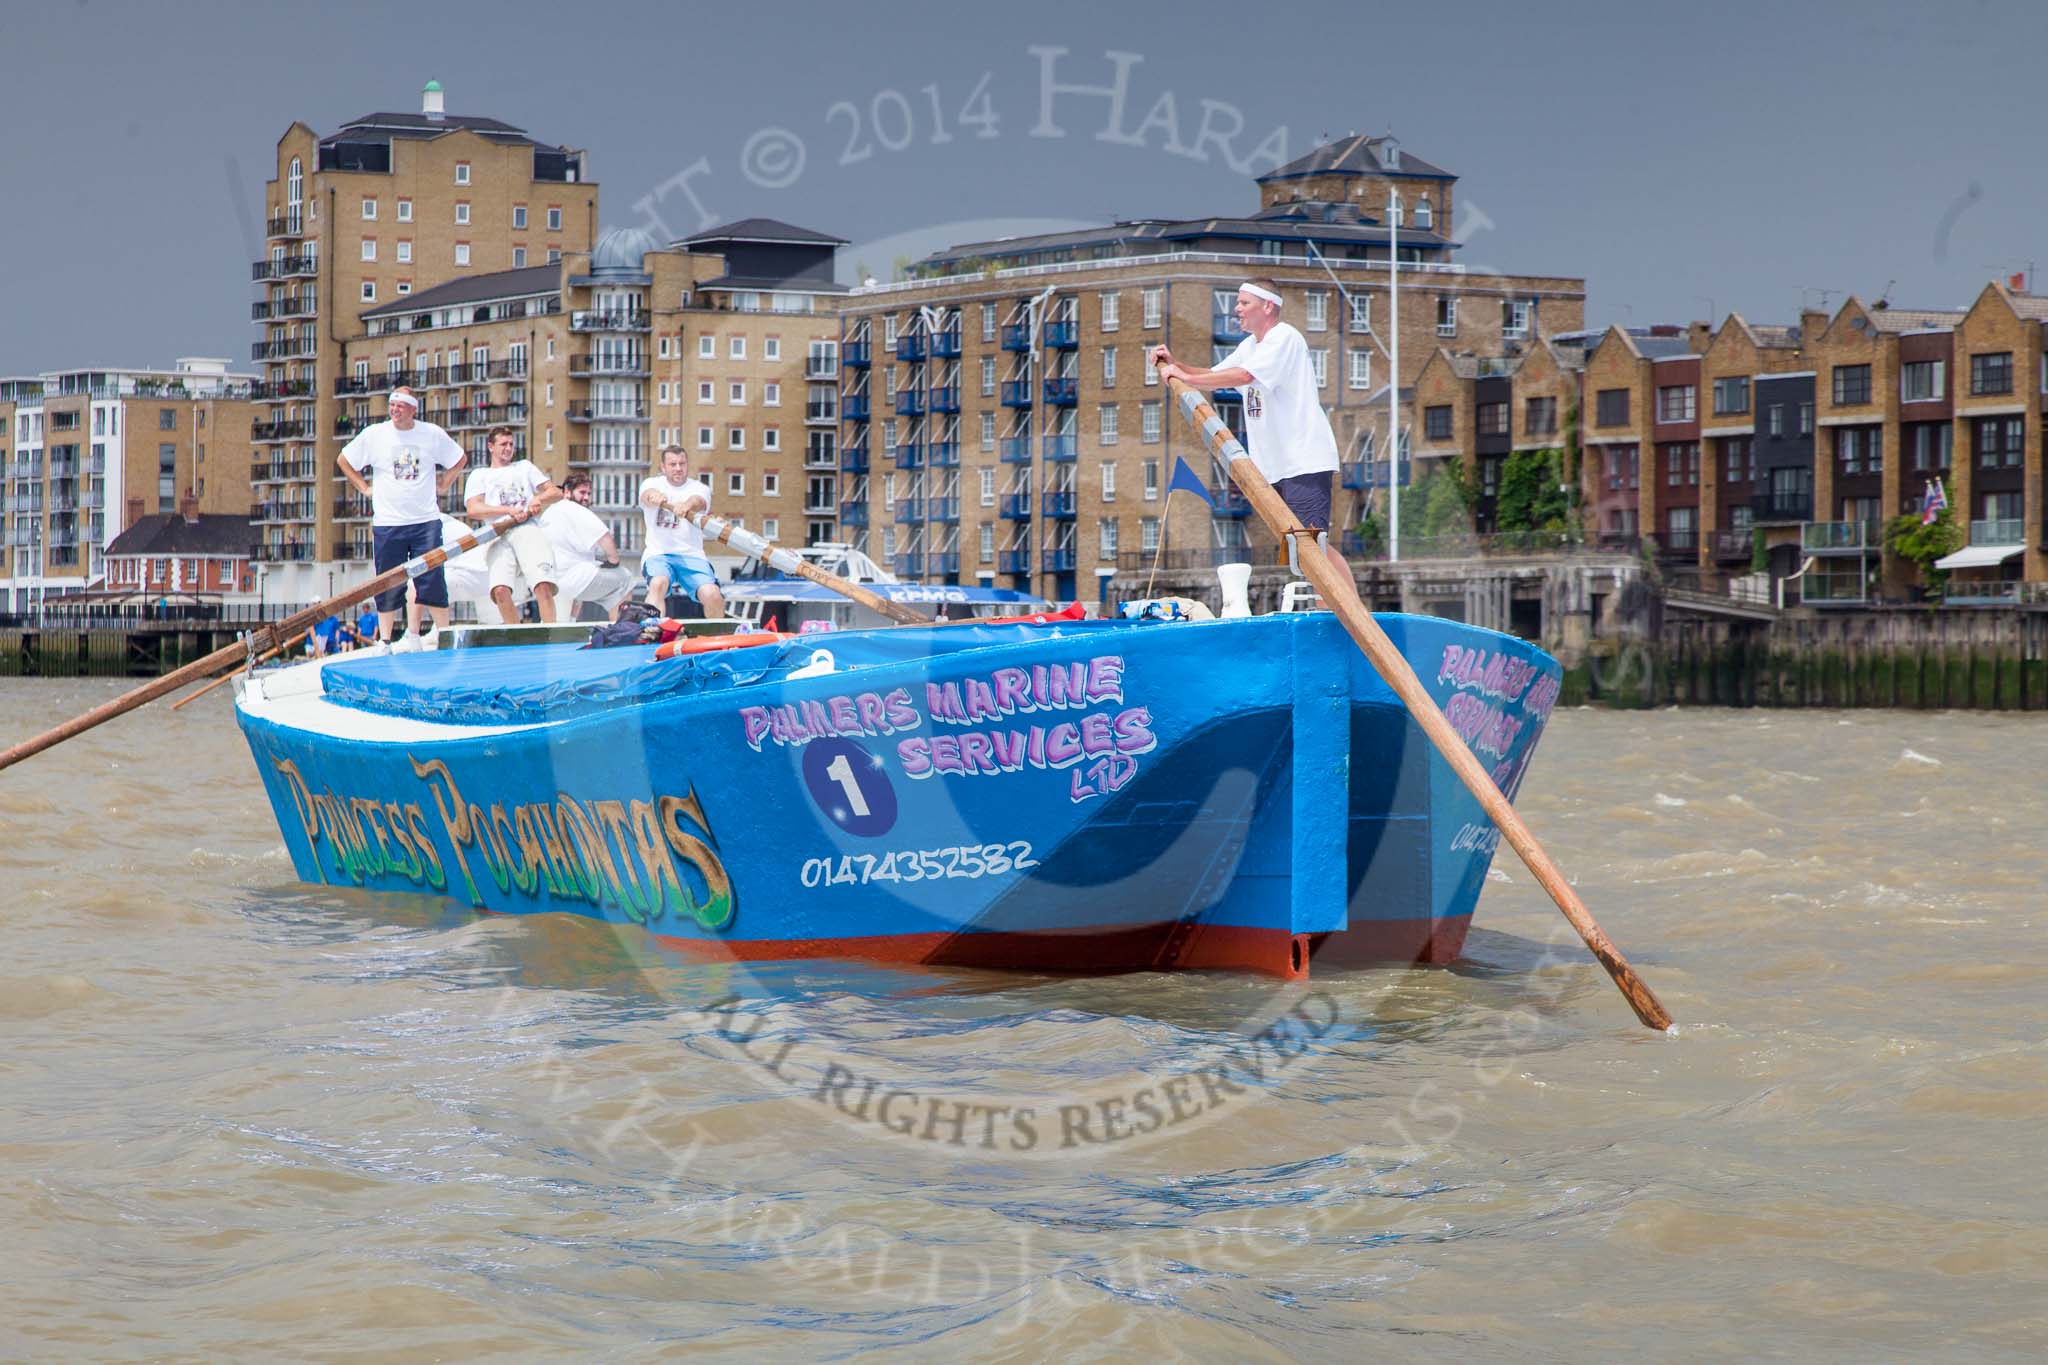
[0, 360, 255, 611]
[832, 135, 1584, 605]
[253, 82, 594, 600]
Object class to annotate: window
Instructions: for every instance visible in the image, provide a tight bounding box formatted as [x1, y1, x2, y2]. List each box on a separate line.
[513, 205, 528, 229]
[454, 244, 470, 266]
[698, 334, 715, 359]
[980, 523, 996, 561]
[1424, 406, 1453, 440]
[1141, 516, 1159, 552]
[1906, 422, 1951, 472]
[1414, 197, 1433, 229]
[728, 471, 745, 496]
[547, 249, 560, 264]
[696, 380, 713, 404]
[1799, 402, 1813, 434]
[544, 381, 554, 407]
[730, 381, 746, 404]
[396, 241, 412, 264]
[1502, 299, 1531, 338]
[1594, 388, 1629, 428]
[1141, 401, 1162, 443]
[512, 247, 526, 268]
[455, 202, 470, 225]
[1308, 348, 1328, 388]
[1656, 384, 1696, 423]
[454, 162, 470, 185]
[764, 381, 780, 407]
[360, 281, 376, 302]
[159, 408, 177, 431]
[1721, 437, 1756, 483]
[1901, 359, 1945, 402]
[1100, 405, 1119, 445]
[763, 517, 780, 540]
[1525, 396, 1557, 435]
[765, 338, 781, 362]
[360, 238, 377, 261]
[547, 207, 563, 231]
[764, 429, 780, 452]
[697, 426, 713, 449]
[1974, 415, 2023, 468]
[980, 412, 996, 451]
[1349, 351, 1372, 391]
[1099, 519, 1119, 559]
[1662, 442, 1700, 486]
[397, 199, 412, 222]
[360, 197, 376, 220]
[728, 427, 746, 451]
[1100, 291, 1120, 330]
[980, 356, 997, 396]
[1102, 348, 1117, 384]
[764, 472, 780, 497]
[729, 336, 746, 360]
[1349, 293, 1371, 333]
[1969, 351, 2013, 396]
[981, 302, 997, 341]
[1831, 364, 1871, 405]
[1437, 297, 1457, 336]
[1836, 427, 1882, 475]
[1712, 376, 1750, 415]
[1666, 506, 1697, 548]
[1304, 291, 1329, 333]
[1142, 287, 1163, 328]
[1476, 402, 1508, 436]
[980, 467, 996, 506]
[1603, 445, 1639, 490]
[1100, 461, 1117, 500]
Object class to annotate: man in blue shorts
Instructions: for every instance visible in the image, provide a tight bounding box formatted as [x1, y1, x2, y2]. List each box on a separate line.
[335, 387, 467, 651]
[638, 444, 725, 618]
[1149, 278, 1350, 576]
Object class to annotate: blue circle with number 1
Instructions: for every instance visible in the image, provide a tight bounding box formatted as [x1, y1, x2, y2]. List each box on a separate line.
[801, 738, 898, 837]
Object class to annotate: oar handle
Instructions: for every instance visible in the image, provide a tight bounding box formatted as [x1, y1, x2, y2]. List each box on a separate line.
[1166, 379, 1672, 1030]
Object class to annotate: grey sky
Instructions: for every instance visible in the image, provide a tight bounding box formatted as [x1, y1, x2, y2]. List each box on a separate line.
[4, 0, 2045, 374]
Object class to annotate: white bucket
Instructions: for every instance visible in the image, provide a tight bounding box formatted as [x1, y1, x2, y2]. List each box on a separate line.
[1216, 562, 1253, 618]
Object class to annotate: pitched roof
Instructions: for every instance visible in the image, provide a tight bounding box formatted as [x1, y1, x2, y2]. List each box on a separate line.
[681, 217, 848, 247]
[1865, 306, 1965, 333]
[105, 513, 253, 558]
[328, 111, 549, 148]
[1257, 133, 1454, 182]
[360, 264, 560, 318]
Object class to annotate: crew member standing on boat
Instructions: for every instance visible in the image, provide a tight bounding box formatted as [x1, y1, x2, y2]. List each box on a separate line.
[464, 426, 563, 624]
[638, 444, 725, 619]
[336, 387, 467, 652]
[1149, 279, 1349, 576]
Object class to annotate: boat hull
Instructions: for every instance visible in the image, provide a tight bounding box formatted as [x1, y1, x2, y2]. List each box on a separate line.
[235, 614, 1561, 977]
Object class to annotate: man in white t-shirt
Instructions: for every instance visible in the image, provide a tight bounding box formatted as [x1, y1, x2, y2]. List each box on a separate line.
[1150, 279, 1349, 575]
[638, 444, 725, 618]
[436, 514, 497, 618]
[336, 387, 468, 650]
[464, 426, 562, 623]
[542, 475, 632, 621]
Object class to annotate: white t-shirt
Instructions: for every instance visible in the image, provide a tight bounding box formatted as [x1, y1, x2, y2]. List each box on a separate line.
[1224, 321, 1340, 480]
[464, 459, 550, 518]
[340, 419, 466, 527]
[437, 514, 490, 575]
[640, 475, 712, 560]
[541, 500, 613, 563]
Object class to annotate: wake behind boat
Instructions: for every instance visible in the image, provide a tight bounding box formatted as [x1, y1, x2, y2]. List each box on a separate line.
[232, 606, 1561, 977]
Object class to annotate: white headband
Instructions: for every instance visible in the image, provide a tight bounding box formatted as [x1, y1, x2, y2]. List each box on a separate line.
[389, 390, 420, 409]
[1239, 282, 1283, 307]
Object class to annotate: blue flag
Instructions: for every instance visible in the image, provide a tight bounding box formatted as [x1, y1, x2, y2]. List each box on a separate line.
[1168, 457, 1216, 508]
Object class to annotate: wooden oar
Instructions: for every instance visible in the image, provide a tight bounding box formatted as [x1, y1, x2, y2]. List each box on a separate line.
[169, 628, 309, 711]
[672, 504, 933, 627]
[1166, 378, 1673, 1031]
[0, 515, 520, 775]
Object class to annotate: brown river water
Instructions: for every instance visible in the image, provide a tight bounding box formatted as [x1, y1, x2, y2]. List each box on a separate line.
[2, 677, 2043, 1361]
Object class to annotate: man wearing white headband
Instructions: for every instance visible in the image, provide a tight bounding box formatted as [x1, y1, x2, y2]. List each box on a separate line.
[336, 385, 468, 652]
[1150, 277, 1347, 574]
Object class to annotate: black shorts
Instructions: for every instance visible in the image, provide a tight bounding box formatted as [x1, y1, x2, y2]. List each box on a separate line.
[372, 519, 447, 612]
[1273, 471, 1334, 530]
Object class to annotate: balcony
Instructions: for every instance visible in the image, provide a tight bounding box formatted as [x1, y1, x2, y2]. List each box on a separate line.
[251, 338, 317, 362]
[927, 386, 959, 414]
[252, 255, 317, 281]
[895, 442, 924, 469]
[842, 341, 871, 368]
[334, 376, 381, 397]
[1001, 324, 1032, 353]
[896, 389, 925, 416]
[928, 498, 959, 524]
[1044, 434, 1077, 462]
[1799, 562, 1871, 606]
[1001, 380, 1034, 408]
[839, 502, 868, 528]
[1657, 529, 1701, 557]
[1213, 486, 1251, 518]
[265, 211, 305, 238]
[1213, 313, 1248, 344]
[804, 444, 838, 471]
[1001, 493, 1033, 520]
[1000, 437, 1033, 463]
[1341, 460, 1410, 490]
[999, 549, 1030, 574]
[570, 310, 650, 332]
[930, 330, 962, 359]
[1711, 529, 1755, 562]
[895, 334, 926, 362]
[842, 394, 869, 422]
[1751, 491, 1813, 523]
[803, 495, 837, 516]
[252, 419, 314, 442]
[482, 358, 528, 380]
[440, 404, 527, 430]
[803, 401, 841, 426]
[251, 379, 314, 401]
[1971, 516, 2024, 545]
[1801, 520, 1882, 554]
[926, 441, 959, 467]
[896, 499, 926, 524]
[839, 444, 869, 474]
[1041, 546, 1077, 572]
[569, 354, 650, 377]
[251, 542, 313, 563]
[1041, 490, 1076, 519]
[566, 444, 646, 465]
[251, 295, 317, 321]
[333, 496, 373, 520]
[567, 403, 649, 423]
[1043, 377, 1078, 406]
[894, 552, 926, 576]
[1045, 321, 1079, 350]
[339, 537, 375, 561]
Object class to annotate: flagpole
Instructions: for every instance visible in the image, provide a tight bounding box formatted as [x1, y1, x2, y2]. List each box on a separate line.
[1145, 505, 1169, 598]
[1388, 186, 1401, 564]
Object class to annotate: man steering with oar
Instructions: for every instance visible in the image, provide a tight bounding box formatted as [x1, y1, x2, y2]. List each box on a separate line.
[1150, 278, 1351, 580]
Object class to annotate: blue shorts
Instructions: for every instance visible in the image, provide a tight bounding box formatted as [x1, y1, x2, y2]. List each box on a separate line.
[642, 553, 718, 600]
[372, 520, 447, 611]
[1273, 471, 1335, 531]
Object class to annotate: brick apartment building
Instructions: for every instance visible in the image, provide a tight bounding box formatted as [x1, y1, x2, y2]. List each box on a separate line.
[0, 360, 255, 611]
[832, 134, 1585, 605]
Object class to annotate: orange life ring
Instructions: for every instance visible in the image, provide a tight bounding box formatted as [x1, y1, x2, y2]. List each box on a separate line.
[653, 630, 791, 661]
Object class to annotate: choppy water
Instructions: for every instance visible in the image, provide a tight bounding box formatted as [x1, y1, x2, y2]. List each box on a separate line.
[3, 677, 2044, 1361]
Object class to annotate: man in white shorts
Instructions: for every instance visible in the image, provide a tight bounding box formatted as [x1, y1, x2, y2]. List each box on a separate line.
[464, 426, 562, 623]
[542, 475, 633, 621]
[336, 386, 468, 651]
[1150, 278, 1349, 577]
[638, 444, 725, 618]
